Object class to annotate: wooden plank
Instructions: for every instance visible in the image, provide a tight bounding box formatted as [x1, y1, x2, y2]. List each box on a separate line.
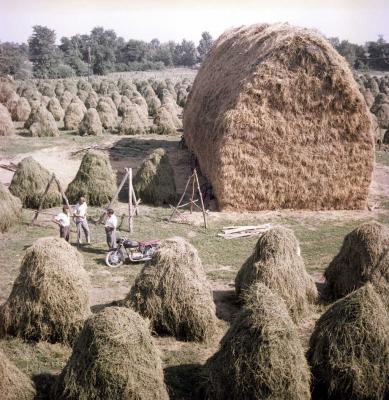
[31, 174, 56, 225]
[128, 168, 133, 233]
[194, 169, 207, 229]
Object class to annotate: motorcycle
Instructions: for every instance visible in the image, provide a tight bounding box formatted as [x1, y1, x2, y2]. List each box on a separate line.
[105, 238, 160, 268]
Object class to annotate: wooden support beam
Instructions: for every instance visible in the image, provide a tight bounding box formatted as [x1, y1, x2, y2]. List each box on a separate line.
[194, 169, 207, 229]
[128, 168, 133, 233]
[31, 174, 56, 225]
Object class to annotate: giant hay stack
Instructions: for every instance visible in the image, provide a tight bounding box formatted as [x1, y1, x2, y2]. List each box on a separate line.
[126, 237, 217, 342]
[9, 157, 62, 208]
[53, 307, 169, 400]
[0, 349, 36, 400]
[133, 148, 177, 206]
[324, 221, 389, 301]
[235, 226, 317, 321]
[205, 283, 311, 400]
[0, 182, 22, 233]
[0, 237, 90, 344]
[66, 151, 117, 206]
[183, 23, 374, 211]
[308, 284, 389, 399]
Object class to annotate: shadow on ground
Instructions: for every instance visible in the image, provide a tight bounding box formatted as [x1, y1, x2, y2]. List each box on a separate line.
[33, 372, 57, 400]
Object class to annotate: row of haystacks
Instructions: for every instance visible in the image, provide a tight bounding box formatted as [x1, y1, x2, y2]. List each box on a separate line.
[0, 76, 191, 137]
[356, 74, 389, 143]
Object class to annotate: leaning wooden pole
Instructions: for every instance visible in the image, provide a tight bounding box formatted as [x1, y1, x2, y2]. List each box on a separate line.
[128, 168, 133, 233]
[194, 169, 208, 229]
[31, 174, 56, 225]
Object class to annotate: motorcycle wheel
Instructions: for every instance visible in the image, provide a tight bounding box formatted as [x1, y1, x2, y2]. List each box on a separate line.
[105, 249, 125, 268]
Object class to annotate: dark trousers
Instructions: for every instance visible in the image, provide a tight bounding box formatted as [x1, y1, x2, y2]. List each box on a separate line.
[105, 227, 116, 249]
[60, 225, 70, 242]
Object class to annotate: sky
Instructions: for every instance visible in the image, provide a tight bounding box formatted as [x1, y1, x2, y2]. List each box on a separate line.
[0, 0, 388, 45]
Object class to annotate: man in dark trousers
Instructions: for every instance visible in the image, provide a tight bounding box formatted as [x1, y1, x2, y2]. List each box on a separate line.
[53, 205, 71, 242]
[104, 208, 118, 249]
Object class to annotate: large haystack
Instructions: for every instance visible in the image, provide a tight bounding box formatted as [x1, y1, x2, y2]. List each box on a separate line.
[126, 237, 217, 342]
[0, 237, 90, 344]
[133, 148, 177, 206]
[308, 284, 389, 399]
[53, 307, 169, 400]
[183, 23, 374, 211]
[79, 108, 103, 136]
[9, 157, 62, 208]
[64, 102, 85, 130]
[66, 151, 117, 206]
[24, 105, 59, 137]
[235, 226, 317, 321]
[0, 104, 15, 136]
[206, 283, 311, 400]
[324, 221, 389, 301]
[0, 182, 22, 233]
[0, 349, 36, 400]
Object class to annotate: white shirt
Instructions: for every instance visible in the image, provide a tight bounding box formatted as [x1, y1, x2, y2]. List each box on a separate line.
[55, 212, 70, 227]
[74, 202, 87, 221]
[105, 214, 117, 229]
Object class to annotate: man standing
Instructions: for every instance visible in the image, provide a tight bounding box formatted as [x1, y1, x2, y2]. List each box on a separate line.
[74, 196, 90, 245]
[53, 205, 71, 242]
[105, 208, 117, 249]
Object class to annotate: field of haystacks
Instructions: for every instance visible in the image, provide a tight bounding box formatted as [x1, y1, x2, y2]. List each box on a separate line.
[0, 65, 389, 400]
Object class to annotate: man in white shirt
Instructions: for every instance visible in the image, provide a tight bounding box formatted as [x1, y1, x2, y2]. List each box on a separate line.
[53, 205, 71, 242]
[105, 208, 117, 249]
[73, 197, 90, 245]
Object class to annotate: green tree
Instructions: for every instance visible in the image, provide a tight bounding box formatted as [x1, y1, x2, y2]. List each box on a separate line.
[0, 42, 32, 79]
[60, 36, 89, 75]
[197, 31, 213, 62]
[367, 35, 389, 70]
[174, 40, 197, 67]
[89, 27, 118, 75]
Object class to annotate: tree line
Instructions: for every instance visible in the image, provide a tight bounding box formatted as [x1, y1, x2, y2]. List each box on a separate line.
[0, 25, 214, 79]
[0, 25, 388, 80]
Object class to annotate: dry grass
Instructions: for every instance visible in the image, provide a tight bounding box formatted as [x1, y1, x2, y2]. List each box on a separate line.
[79, 108, 103, 136]
[0, 237, 90, 344]
[64, 102, 85, 131]
[184, 23, 374, 211]
[24, 105, 59, 137]
[0, 182, 22, 233]
[0, 104, 15, 136]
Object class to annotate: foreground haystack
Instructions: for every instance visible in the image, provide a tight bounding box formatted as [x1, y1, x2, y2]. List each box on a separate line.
[0, 237, 90, 344]
[206, 283, 311, 400]
[0, 104, 15, 136]
[0, 182, 22, 233]
[308, 284, 389, 399]
[235, 226, 317, 321]
[184, 23, 374, 210]
[24, 105, 59, 137]
[66, 151, 117, 206]
[127, 237, 217, 342]
[53, 307, 169, 400]
[0, 349, 36, 400]
[9, 157, 62, 208]
[133, 148, 177, 206]
[324, 221, 389, 300]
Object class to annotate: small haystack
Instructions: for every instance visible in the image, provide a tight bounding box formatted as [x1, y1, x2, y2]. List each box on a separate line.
[66, 151, 117, 206]
[10, 97, 31, 122]
[24, 105, 59, 137]
[0, 182, 22, 233]
[59, 90, 73, 110]
[206, 283, 311, 400]
[0, 104, 15, 136]
[235, 226, 317, 322]
[84, 91, 99, 109]
[64, 101, 85, 131]
[152, 106, 180, 135]
[119, 104, 149, 135]
[127, 237, 217, 342]
[0, 237, 90, 344]
[324, 221, 389, 300]
[96, 98, 117, 130]
[308, 284, 389, 399]
[183, 23, 374, 210]
[79, 108, 103, 136]
[9, 157, 62, 208]
[133, 148, 177, 206]
[0, 349, 36, 400]
[47, 97, 64, 121]
[52, 307, 169, 400]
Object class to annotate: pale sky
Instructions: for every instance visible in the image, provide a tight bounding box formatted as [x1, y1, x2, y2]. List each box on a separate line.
[0, 0, 388, 44]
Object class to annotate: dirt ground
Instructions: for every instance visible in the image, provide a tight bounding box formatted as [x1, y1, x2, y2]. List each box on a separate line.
[0, 131, 389, 399]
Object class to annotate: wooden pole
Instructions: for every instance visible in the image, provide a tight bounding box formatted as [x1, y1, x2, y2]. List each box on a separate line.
[194, 169, 208, 229]
[31, 174, 56, 225]
[168, 171, 192, 222]
[190, 172, 195, 214]
[53, 175, 70, 208]
[128, 168, 133, 233]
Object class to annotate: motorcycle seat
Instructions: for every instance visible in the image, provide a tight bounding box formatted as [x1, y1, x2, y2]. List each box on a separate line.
[123, 239, 139, 248]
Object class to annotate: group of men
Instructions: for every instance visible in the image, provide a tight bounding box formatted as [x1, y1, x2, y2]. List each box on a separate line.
[53, 197, 118, 249]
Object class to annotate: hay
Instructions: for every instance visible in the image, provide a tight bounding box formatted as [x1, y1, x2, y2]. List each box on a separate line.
[47, 97, 65, 121]
[206, 282, 311, 400]
[152, 106, 180, 135]
[130, 93, 149, 117]
[111, 91, 122, 108]
[24, 105, 59, 137]
[59, 91, 73, 110]
[0, 104, 15, 136]
[119, 104, 149, 135]
[55, 81, 65, 97]
[133, 148, 177, 205]
[235, 226, 317, 322]
[0, 349, 36, 400]
[53, 307, 169, 400]
[64, 102, 85, 130]
[0, 237, 90, 344]
[0, 78, 15, 103]
[126, 237, 217, 342]
[66, 151, 117, 206]
[10, 97, 31, 122]
[324, 221, 389, 300]
[118, 95, 132, 117]
[79, 108, 103, 136]
[0, 182, 22, 233]
[308, 284, 389, 399]
[183, 23, 374, 211]
[5, 91, 19, 114]
[84, 91, 99, 109]
[96, 98, 117, 130]
[9, 157, 62, 208]
[77, 89, 88, 103]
